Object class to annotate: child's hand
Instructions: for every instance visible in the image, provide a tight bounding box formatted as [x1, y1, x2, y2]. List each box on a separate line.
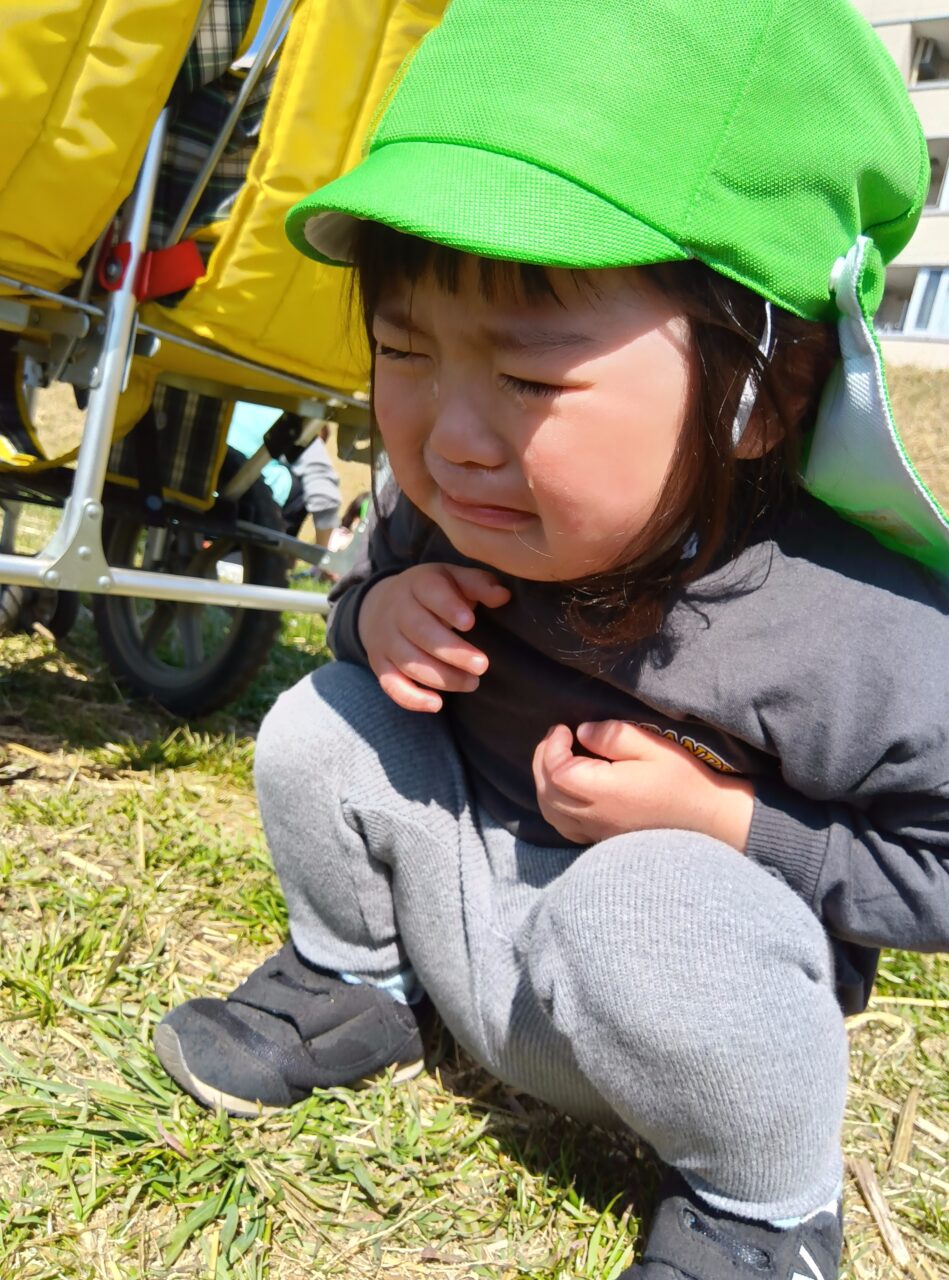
[532, 720, 755, 851]
[358, 563, 511, 712]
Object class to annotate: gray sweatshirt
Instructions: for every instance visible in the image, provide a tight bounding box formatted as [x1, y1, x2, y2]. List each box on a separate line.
[328, 489, 949, 1013]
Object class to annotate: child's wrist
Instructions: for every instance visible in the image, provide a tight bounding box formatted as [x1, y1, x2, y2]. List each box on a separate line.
[710, 777, 756, 853]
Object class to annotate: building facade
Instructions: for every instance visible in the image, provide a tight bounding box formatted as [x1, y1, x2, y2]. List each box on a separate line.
[857, 0, 949, 367]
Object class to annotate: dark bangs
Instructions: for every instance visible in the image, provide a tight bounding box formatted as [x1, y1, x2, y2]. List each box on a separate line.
[351, 221, 839, 649]
[351, 220, 566, 334]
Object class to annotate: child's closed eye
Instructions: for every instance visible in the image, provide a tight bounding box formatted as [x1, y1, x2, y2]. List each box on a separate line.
[499, 373, 564, 399]
[375, 343, 420, 361]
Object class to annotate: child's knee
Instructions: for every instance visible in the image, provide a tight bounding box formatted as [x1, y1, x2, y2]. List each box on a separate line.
[528, 830, 836, 1034]
[255, 677, 312, 800]
[255, 662, 375, 801]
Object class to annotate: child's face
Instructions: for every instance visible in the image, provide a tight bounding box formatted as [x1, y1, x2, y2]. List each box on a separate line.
[372, 258, 692, 581]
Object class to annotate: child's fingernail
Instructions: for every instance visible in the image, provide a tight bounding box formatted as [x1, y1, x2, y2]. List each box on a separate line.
[470, 654, 488, 673]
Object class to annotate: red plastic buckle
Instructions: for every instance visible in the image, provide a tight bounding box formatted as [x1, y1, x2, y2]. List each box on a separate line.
[96, 240, 205, 300]
[137, 240, 206, 301]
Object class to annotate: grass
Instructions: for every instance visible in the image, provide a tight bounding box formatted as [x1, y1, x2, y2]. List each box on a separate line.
[0, 604, 946, 1280]
[887, 367, 949, 512]
[1, 368, 947, 1278]
[0, 608, 662, 1280]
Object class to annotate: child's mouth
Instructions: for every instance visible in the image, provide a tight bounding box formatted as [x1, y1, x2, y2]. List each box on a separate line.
[438, 489, 534, 530]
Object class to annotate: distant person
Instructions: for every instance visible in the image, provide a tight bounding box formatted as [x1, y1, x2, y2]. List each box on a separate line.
[338, 490, 370, 534]
[281, 424, 342, 547]
[225, 402, 293, 506]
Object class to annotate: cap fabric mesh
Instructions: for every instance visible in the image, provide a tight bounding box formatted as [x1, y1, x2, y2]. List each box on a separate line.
[286, 0, 928, 323]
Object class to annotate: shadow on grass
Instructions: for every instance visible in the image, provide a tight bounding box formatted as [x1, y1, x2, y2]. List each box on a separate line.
[434, 1034, 661, 1242]
[0, 600, 332, 758]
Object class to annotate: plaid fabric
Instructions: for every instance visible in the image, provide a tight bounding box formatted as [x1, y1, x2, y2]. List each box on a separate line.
[174, 0, 256, 94]
[107, 383, 231, 508]
[150, 0, 280, 249]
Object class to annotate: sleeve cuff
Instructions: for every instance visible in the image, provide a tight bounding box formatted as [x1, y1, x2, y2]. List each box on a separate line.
[745, 776, 831, 908]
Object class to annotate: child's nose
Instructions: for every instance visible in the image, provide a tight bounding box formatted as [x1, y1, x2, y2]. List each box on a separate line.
[427, 391, 507, 470]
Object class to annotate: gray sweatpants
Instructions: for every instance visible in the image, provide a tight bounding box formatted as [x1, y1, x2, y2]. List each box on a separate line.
[254, 661, 848, 1222]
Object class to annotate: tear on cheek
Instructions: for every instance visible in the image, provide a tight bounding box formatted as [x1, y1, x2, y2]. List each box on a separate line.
[545, 493, 591, 535]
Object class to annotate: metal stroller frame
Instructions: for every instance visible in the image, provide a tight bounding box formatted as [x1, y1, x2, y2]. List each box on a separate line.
[0, 0, 369, 623]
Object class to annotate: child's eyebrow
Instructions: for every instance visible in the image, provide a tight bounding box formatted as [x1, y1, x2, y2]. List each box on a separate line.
[481, 325, 600, 355]
[374, 306, 598, 355]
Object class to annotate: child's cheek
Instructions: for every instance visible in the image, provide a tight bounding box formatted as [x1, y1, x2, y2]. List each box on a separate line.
[373, 379, 434, 505]
[525, 435, 624, 539]
[374, 371, 426, 454]
[522, 431, 575, 507]
[527, 440, 664, 576]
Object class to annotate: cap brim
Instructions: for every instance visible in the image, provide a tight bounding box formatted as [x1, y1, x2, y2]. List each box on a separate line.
[285, 141, 689, 270]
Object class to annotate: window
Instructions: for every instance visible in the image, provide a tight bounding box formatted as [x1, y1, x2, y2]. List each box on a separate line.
[906, 269, 949, 337]
[911, 31, 949, 84]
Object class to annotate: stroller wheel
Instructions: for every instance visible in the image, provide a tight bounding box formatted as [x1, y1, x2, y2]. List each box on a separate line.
[22, 588, 81, 639]
[0, 585, 79, 639]
[91, 475, 287, 717]
[0, 584, 26, 636]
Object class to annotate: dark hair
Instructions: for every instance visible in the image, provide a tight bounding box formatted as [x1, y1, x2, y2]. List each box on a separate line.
[352, 222, 839, 647]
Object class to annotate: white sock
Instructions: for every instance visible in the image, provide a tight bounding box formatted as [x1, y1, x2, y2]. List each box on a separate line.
[768, 1186, 841, 1230]
[339, 965, 422, 1006]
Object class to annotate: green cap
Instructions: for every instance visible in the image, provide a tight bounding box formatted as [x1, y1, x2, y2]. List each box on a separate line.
[287, 0, 926, 319]
[286, 0, 949, 573]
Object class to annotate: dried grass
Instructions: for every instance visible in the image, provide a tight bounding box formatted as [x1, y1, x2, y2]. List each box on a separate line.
[1, 613, 946, 1279]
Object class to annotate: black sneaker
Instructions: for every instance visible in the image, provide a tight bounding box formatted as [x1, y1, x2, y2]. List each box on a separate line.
[154, 943, 427, 1116]
[620, 1171, 842, 1280]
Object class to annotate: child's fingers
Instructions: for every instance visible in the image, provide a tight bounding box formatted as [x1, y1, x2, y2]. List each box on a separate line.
[376, 660, 444, 713]
[442, 566, 512, 614]
[532, 729, 599, 844]
[576, 719, 645, 760]
[386, 635, 481, 694]
[407, 565, 509, 636]
[409, 570, 480, 631]
[399, 609, 489, 676]
[532, 729, 559, 813]
[547, 754, 612, 800]
[531, 726, 558, 791]
[577, 719, 674, 762]
[540, 723, 574, 772]
[534, 726, 612, 803]
[533, 726, 582, 802]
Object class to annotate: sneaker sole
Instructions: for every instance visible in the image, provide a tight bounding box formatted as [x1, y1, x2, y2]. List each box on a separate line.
[154, 1022, 425, 1118]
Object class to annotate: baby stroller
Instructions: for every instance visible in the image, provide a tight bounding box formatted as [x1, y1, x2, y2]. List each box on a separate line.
[0, 0, 447, 714]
